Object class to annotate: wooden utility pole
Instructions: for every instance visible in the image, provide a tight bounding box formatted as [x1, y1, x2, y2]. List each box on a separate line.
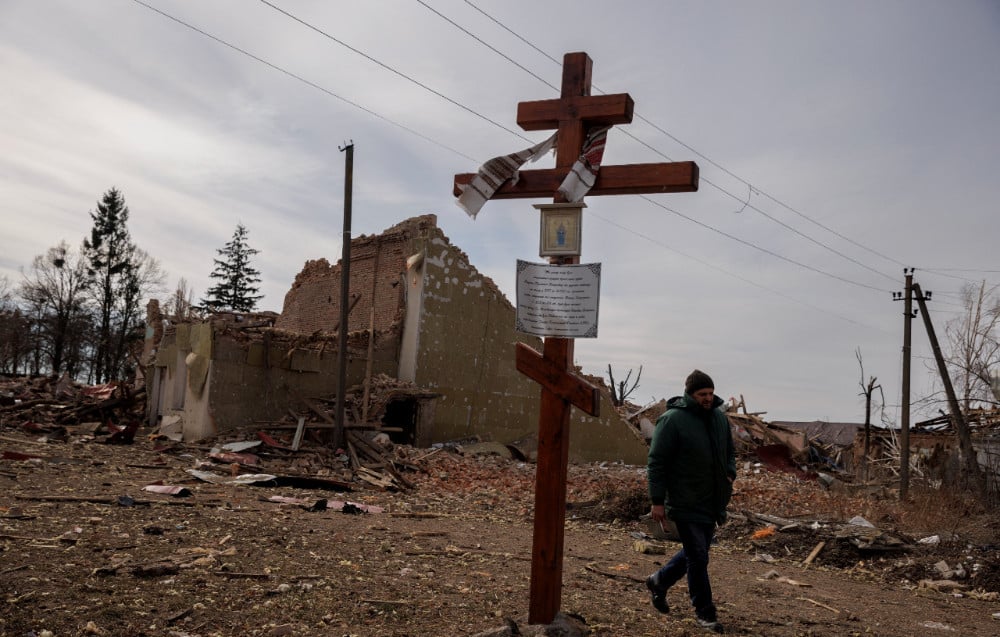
[454, 52, 699, 625]
[911, 282, 987, 501]
[893, 269, 914, 499]
[335, 141, 354, 451]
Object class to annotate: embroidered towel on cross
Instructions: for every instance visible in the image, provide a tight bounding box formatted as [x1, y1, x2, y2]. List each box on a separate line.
[456, 133, 557, 218]
[557, 125, 610, 202]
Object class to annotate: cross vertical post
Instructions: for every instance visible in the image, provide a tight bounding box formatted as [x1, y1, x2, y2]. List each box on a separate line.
[453, 51, 699, 625]
[528, 52, 593, 625]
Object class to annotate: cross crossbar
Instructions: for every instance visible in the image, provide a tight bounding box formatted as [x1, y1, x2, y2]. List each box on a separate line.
[515, 342, 599, 416]
[453, 162, 699, 199]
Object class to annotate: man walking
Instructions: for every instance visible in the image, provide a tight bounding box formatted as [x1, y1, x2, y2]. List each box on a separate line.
[645, 369, 736, 633]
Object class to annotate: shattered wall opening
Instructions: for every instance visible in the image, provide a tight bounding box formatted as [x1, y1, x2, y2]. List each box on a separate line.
[383, 398, 418, 446]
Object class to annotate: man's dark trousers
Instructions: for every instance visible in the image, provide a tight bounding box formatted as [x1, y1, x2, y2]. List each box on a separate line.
[652, 520, 717, 620]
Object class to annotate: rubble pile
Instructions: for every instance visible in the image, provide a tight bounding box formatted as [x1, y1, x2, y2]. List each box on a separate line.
[0, 375, 145, 442]
[3, 378, 998, 608]
[1, 410, 998, 636]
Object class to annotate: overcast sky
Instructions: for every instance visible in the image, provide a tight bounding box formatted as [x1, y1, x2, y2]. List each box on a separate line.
[2, 0, 998, 424]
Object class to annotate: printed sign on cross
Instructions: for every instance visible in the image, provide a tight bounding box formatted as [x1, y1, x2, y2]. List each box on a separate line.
[453, 51, 699, 625]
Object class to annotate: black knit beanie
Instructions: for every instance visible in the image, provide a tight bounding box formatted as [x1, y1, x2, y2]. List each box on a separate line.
[685, 369, 714, 395]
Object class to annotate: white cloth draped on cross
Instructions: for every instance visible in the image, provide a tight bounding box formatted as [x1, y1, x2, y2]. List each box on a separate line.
[456, 125, 612, 218]
[557, 125, 610, 203]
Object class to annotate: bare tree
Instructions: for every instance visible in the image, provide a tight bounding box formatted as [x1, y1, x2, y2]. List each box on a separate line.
[607, 364, 642, 407]
[0, 276, 33, 374]
[856, 348, 884, 481]
[944, 281, 1000, 409]
[165, 277, 200, 322]
[111, 246, 165, 380]
[18, 242, 92, 376]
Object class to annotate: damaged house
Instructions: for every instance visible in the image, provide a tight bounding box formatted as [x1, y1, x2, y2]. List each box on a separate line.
[146, 215, 648, 464]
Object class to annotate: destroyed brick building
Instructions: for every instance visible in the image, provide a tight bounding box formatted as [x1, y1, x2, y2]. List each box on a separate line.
[145, 215, 648, 464]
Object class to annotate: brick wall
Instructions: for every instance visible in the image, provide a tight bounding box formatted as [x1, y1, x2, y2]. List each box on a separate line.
[270, 213, 649, 463]
[275, 215, 438, 335]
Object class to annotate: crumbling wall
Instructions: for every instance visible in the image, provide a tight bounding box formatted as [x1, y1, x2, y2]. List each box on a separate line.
[274, 216, 436, 335]
[254, 214, 648, 463]
[408, 223, 648, 464]
[150, 322, 400, 441]
[151, 322, 214, 440]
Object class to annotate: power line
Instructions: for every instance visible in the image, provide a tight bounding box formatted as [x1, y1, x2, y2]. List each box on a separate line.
[463, 0, 560, 63]
[454, 0, 907, 283]
[255, 0, 975, 300]
[640, 196, 891, 293]
[421, 1, 893, 292]
[924, 268, 1000, 273]
[132, 2, 907, 301]
[588, 211, 882, 329]
[128, 0, 477, 162]
[629, 112, 908, 270]
[614, 127, 900, 284]
[258, 0, 531, 143]
[417, 0, 558, 92]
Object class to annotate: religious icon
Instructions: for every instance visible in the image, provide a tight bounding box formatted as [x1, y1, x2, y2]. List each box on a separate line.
[536, 203, 584, 256]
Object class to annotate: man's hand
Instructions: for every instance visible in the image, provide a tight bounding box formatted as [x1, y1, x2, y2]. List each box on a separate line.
[651, 504, 666, 523]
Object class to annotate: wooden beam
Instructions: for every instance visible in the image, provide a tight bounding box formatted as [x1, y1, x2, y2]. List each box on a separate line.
[515, 342, 599, 417]
[517, 93, 634, 130]
[528, 336, 575, 624]
[454, 162, 699, 199]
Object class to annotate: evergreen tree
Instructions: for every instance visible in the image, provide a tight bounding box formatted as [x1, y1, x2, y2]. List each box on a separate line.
[83, 188, 163, 382]
[201, 223, 263, 313]
[83, 188, 134, 382]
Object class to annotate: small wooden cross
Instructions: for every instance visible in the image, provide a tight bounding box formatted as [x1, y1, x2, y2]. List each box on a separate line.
[453, 52, 699, 625]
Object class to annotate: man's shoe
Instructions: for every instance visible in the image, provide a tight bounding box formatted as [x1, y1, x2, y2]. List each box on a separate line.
[644, 575, 669, 614]
[696, 617, 724, 633]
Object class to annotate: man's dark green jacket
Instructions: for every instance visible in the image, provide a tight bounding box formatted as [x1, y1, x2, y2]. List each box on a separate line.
[647, 393, 736, 525]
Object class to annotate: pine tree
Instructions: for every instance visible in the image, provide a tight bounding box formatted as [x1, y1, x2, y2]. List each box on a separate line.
[82, 188, 163, 382]
[201, 223, 263, 313]
[84, 188, 135, 383]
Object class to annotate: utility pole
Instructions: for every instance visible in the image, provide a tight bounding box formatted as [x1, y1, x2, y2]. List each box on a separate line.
[912, 282, 987, 501]
[892, 268, 914, 499]
[335, 141, 354, 452]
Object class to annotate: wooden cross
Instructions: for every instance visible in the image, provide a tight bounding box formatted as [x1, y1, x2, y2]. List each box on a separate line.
[453, 52, 699, 625]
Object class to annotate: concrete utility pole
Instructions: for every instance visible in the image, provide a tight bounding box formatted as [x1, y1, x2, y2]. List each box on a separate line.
[893, 268, 914, 499]
[912, 282, 988, 501]
[335, 141, 354, 451]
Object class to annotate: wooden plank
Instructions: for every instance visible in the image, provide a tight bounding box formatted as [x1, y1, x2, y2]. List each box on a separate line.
[346, 440, 361, 470]
[291, 416, 306, 451]
[254, 422, 402, 432]
[453, 162, 699, 199]
[347, 430, 382, 460]
[304, 397, 335, 424]
[802, 541, 826, 566]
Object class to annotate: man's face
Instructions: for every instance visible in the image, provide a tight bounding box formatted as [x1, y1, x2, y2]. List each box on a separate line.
[692, 387, 715, 410]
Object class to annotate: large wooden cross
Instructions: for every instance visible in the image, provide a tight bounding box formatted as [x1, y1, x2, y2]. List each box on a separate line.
[453, 52, 699, 625]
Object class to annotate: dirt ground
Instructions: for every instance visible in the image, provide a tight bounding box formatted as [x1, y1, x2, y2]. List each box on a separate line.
[1, 429, 998, 637]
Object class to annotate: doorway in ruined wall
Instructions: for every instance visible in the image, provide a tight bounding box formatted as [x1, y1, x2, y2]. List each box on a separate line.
[383, 398, 419, 446]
